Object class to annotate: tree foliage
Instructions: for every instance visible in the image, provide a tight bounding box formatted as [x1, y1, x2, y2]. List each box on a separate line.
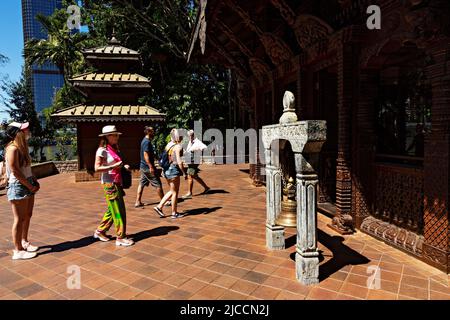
[0, 68, 46, 161]
[23, 0, 230, 153]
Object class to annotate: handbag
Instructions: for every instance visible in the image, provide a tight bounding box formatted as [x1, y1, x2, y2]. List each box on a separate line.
[121, 166, 132, 189]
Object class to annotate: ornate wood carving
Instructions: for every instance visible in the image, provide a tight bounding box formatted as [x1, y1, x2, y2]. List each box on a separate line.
[249, 58, 271, 79]
[269, 0, 333, 50]
[215, 21, 253, 58]
[208, 36, 248, 79]
[331, 43, 354, 234]
[269, 0, 296, 26]
[293, 15, 333, 49]
[360, 1, 450, 68]
[422, 45, 450, 273]
[224, 0, 293, 65]
[352, 72, 377, 228]
[373, 164, 424, 234]
[360, 216, 424, 258]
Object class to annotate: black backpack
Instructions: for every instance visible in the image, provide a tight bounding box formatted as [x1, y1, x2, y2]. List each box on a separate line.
[159, 144, 175, 171]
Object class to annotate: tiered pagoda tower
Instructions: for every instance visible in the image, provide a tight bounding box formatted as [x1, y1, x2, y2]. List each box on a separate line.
[53, 36, 165, 181]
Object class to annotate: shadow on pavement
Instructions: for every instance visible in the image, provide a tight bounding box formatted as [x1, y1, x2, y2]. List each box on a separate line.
[183, 206, 222, 216]
[287, 229, 370, 281]
[130, 226, 179, 243]
[38, 226, 180, 255]
[197, 189, 229, 195]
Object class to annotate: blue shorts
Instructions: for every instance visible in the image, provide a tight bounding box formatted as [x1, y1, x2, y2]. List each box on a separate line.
[164, 164, 182, 180]
[6, 177, 36, 201]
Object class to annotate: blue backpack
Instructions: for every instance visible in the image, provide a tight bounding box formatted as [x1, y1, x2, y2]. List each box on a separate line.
[159, 144, 176, 171]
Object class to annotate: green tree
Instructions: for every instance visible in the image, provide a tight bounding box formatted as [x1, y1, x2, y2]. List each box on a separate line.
[26, 1, 230, 154]
[0, 68, 44, 161]
[23, 7, 91, 82]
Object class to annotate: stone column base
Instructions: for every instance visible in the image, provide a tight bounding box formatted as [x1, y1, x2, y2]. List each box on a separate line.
[266, 224, 285, 250]
[296, 251, 319, 285]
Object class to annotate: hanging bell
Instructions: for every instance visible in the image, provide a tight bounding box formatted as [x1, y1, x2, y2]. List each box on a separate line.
[275, 177, 297, 228]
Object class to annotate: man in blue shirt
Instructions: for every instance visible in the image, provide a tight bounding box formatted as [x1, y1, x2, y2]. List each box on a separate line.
[135, 126, 166, 209]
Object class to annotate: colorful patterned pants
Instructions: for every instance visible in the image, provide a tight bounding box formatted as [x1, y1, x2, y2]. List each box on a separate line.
[97, 183, 127, 239]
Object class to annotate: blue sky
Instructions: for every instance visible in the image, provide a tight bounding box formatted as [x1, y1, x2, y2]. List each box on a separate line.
[0, 1, 23, 84]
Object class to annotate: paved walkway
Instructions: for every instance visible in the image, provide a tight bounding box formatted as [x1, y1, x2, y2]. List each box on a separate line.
[0, 164, 448, 300]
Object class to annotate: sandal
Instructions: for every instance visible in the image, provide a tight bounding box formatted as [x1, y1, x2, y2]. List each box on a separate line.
[153, 206, 165, 218]
[171, 212, 185, 219]
[134, 202, 145, 208]
[200, 187, 211, 195]
[181, 194, 192, 199]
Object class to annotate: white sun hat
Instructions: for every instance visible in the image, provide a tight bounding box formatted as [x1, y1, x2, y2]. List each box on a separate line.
[99, 125, 122, 136]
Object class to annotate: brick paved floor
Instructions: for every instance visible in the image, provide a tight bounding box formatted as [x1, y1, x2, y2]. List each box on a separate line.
[0, 164, 449, 300]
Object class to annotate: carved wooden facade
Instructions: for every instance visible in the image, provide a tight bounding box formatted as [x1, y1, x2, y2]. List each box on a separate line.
[189, 0, 450, 273]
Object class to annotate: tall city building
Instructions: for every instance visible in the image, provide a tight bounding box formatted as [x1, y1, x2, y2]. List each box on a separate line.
[21, 0, 64, 113]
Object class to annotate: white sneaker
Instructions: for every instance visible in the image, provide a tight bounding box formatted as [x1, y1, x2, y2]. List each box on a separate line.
[22, 241, 39, 252]
[116, 238, 134, 247]
[93, 231, 110, 242]
[12, 250, 37, 260]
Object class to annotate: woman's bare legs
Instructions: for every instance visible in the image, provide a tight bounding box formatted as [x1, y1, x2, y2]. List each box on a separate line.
[11, 199, 28, 251]
[157, 178, 175, 208]
[170, 177, 180, 213]
[22, 195, 34, 243]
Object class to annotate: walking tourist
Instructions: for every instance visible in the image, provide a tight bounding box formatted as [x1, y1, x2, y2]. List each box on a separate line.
[182, 130, 210, 199]
[93, 125, 134, 246]
[3, 122, 40, 260]
[153, 128, 187, 219]
[135, 126, 170, 209]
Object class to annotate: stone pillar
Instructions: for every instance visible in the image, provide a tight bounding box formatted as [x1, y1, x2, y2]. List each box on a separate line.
[352, 71, 377, 228]
[295, 153, 320, 285]
[331, 42, 355, 234]
[265, 152, 285, 250]
[422, 43, 450, 273]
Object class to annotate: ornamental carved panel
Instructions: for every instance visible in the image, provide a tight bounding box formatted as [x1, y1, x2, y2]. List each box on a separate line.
[293, 15, 333, 49]
[373, 164, 424, 234]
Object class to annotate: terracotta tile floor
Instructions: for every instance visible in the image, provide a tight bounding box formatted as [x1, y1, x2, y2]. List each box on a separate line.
[0, 164, 449, 300]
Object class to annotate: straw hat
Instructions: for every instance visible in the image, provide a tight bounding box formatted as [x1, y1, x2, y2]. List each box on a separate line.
[99, 125, 122, 136]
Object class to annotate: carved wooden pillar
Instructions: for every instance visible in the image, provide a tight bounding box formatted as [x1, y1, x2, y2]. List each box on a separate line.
[423, 43, 450, 273]
[330, 42, 355, 234]
[352, 71, 377, 228]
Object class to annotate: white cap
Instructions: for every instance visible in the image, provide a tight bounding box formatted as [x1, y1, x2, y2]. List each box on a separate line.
[8, 121, 29, 130]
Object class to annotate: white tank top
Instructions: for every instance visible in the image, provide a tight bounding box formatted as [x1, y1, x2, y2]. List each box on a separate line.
[5, 150, 33, 183]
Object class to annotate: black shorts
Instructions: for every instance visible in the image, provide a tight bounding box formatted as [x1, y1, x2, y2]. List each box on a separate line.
[139, 169, 162, 188]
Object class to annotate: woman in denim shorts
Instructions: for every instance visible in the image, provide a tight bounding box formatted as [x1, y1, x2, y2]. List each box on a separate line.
[154, 129, 187, 219]
[3, 122, 40, 260]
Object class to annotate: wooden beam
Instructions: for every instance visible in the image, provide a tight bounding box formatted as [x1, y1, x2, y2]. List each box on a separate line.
[223, 0, 294, 65]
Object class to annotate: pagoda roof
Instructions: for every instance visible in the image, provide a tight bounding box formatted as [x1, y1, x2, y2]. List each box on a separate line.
[51, 104, 165, 122]
[83, 36, 141, 59]
[84, 45, 139, 56]
[71, 72, 150, 83]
